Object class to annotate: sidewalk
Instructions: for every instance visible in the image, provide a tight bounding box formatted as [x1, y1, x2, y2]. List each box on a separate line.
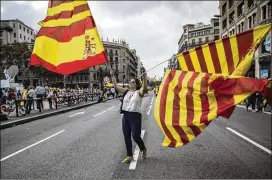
[0, 100, 99, 130]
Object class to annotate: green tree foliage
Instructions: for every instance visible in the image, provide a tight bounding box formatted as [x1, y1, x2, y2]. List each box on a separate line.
[0, 42, 31, 73]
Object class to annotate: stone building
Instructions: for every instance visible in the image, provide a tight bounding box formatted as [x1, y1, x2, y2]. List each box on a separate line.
[219, 0, 272, 78]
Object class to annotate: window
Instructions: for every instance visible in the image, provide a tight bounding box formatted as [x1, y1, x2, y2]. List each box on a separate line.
[222, 3, 227, 16]
[13, 23, 16, 28]
[20, 34, 22, 38]
[115, 57, 118, 62]
[203, 31, 206, 35]
[214, 29, 220, 34]
[237, 2, 244, 17]
[229, 0, 234, 9]
[252, 13, 256, 26]
[207, 30, 210, 34]
[215, 36, 220, 40]
[192, 39, 195, 45]
[23, 27, 25, 31]
[27, 29, 29, 33]
[14, 40, 16, 43]
[223, 19, 227, 29]
[199, 38, 202, 43]
[268, 2, 272, 18]
[248, 16, 252, 28]
[241, 22, 244, 32]
[19, 24, 21, 29]
[262, 5, 267, 20]
[24, 36, 26, 40]
[31, 31, 32, 35]
[214, 22, 219, 26]
[205, 36, 209, 42]
[247, 0, 254, 9]
[238, 24, 241, 33]
[197, 32, 201, 36]
[115, 50, 118, 55]
[229, 11, 235, 24]
[14, 33, 16, 38]
[184, 35, 187, 39]
[184, 28, 187, 33]
[0, 31, 3, 37]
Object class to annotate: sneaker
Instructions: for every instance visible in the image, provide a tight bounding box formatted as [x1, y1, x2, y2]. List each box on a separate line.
[141, 149, 147, 160]
[122, 156, 133, 164]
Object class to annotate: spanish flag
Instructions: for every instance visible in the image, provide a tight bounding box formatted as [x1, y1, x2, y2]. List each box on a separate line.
[30, 0, 107, 75]
[177, 24, 271, 76]
[154, 70, 269, 147]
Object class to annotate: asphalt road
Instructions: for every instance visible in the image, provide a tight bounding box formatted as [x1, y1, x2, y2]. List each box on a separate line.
[1, 92, 271, 179]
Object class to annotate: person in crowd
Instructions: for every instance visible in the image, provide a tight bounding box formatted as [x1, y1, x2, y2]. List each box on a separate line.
[35, 83, 44, 110]
[26, 86, 35, 114]
[47, 90, 57, 109]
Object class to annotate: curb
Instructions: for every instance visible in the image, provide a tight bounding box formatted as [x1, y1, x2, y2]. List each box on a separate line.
[0, 101, 100, 130]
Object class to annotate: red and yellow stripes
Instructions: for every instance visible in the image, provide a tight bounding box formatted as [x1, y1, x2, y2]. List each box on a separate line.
[177, 24, 271, 75]
[154, 70, 269, 147]
[31, 0, 107, 75]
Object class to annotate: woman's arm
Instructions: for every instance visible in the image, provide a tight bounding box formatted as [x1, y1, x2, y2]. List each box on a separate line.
[139, 73, 147, 97]
[110, 69, 127, 94]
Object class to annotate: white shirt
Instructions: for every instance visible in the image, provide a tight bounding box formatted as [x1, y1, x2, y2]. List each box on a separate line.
[122, 90, 142, 113]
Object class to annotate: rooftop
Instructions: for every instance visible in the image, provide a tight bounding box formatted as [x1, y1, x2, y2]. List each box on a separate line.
[0, 19, 34, 31]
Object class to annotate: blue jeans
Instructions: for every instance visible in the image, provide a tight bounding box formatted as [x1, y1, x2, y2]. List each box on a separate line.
[122, 112, 146, 156]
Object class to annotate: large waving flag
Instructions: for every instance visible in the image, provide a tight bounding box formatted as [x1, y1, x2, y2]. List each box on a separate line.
[31, 0, 107, 75]
[177, 24, 271, 76]
[154, 70, 269, 147]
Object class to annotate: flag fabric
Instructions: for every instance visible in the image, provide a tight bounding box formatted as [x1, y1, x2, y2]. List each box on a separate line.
[30, 0, 107, 75]
[154, 70, 269, 147]
[177, 24, 271, 76]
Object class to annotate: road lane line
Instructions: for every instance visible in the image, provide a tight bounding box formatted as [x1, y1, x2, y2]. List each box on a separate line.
[93, 110, 107, 117]
[226, 127, 272, 155]
[147, 109, 151, 115]
[108, 106, 116, 111]
[1, 130, 66, 162]
[69, 111, 85, 117]
[129, 130, 145, 170]
[236, 105, 271, 115]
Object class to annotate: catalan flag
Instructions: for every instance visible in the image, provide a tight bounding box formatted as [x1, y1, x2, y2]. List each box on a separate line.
[177, 24, 271, 76]
[154, 70, 270, 147]
[30, 0, 107, 75]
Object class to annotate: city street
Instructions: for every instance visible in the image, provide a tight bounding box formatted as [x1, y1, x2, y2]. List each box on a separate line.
[1, 93, 271, 179]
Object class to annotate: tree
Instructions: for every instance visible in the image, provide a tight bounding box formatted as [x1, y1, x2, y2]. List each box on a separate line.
[0, 42, 31, 74]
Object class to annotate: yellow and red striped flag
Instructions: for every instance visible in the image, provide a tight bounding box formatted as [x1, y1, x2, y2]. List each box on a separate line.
[177, 24, 271, 76]
[30, 0, 107, 75]
[154, 70, 270, 147]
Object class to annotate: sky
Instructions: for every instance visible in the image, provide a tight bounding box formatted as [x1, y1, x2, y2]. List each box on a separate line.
[1, 1, 219, 78]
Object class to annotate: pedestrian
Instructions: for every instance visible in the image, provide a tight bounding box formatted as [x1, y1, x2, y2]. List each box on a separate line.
[35, 83, 44, 110]
[26, 86, 35, 114]
[111, 87, 115, 99]
[110, 69, 147, 164]
[246, 92, 256, 112]
[47, 90, 57, 109]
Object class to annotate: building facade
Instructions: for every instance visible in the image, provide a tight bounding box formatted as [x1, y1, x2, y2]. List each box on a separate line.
[177, 18, 220, 54]
[0, 19, 35, 45]
[219, 0, 272, 78]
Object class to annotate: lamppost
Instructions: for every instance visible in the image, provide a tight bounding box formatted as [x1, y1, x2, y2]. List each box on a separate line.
[122, 71, 125, 88]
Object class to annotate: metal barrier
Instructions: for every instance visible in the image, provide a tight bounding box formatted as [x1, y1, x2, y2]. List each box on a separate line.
[4, 93, 101, 117]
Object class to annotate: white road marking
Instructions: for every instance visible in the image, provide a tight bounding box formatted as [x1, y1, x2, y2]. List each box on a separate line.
[108, 106, 116, 111]
[69, 111, 85, 117]
[226, 127, 271, 155]
[93, 110, 107, 117]
[236, 105, 271, 115]
[1, 130, 65, 162]
[129, 130, 145, 170]
[147, 109, 151, 115]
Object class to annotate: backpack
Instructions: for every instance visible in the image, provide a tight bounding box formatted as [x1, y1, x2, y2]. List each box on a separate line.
[120, 90, 129, 114]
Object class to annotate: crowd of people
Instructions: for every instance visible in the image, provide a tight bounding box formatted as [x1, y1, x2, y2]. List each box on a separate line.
[0, 84, 119, 115]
